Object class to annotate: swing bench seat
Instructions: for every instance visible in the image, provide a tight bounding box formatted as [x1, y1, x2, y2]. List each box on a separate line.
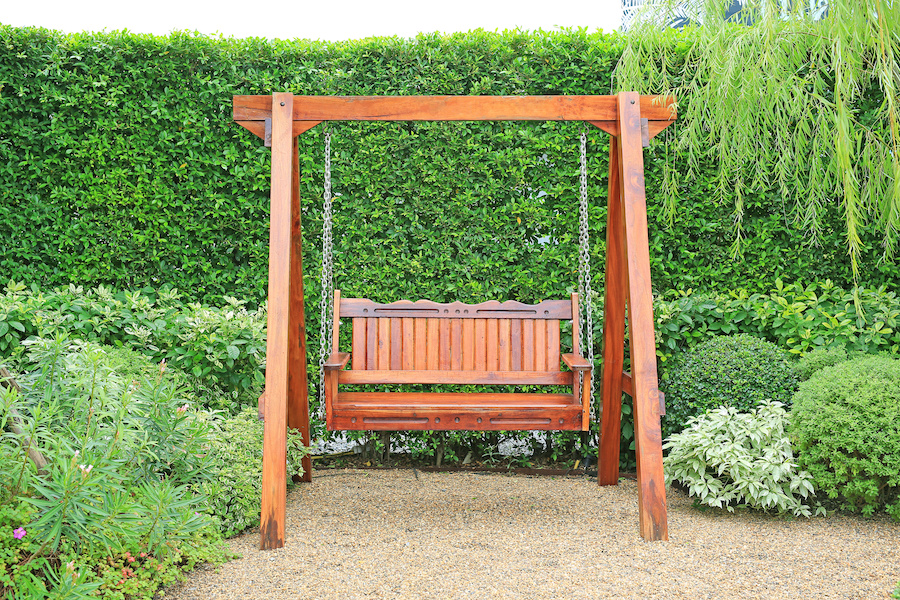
[324, 292, 592, 432]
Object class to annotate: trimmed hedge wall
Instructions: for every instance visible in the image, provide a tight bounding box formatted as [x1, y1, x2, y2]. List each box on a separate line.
[1, 25, 897, 314]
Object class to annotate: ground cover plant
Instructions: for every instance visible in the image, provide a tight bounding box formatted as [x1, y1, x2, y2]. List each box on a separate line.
[0, 337, 307, 598]
[790, 355, 900, 521]
[664, 401, 820, 517]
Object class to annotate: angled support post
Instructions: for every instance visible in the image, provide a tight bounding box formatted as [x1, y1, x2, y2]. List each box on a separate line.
[260, 92, 294, 550]
[615, 91, 668, 540]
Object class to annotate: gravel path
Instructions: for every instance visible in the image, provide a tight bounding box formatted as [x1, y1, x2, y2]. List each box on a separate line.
[164, 469, 900, 600]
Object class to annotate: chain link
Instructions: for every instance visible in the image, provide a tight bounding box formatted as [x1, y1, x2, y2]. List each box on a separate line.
[317, 127, 334, 422]
[577, 131, 596, 419]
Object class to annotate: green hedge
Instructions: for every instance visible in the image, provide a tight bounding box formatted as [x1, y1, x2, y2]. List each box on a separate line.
[1, 24, 897, 317]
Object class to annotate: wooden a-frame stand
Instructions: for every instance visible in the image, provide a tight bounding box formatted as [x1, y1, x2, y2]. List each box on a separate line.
[233, 93, 676, 549]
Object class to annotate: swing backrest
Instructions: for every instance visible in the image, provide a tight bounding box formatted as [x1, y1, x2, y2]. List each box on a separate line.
[334, 294, 578, 384]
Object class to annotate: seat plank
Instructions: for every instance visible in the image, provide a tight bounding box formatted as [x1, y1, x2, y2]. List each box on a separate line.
[335, 392, 577, 407]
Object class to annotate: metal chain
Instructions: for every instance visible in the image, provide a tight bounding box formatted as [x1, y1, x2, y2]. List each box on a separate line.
[317, 127, 334, 422]
[577, 130, 596, 419]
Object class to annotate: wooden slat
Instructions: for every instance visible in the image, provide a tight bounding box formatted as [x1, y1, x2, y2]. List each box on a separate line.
[450, 318, 463, 370]
[572, 293, 580, 356]
[340, 298, 572, 319]
[474, 319, 487, 371]
[547, 320, 560, 371]
[414, 318, 427, 370]
[522, 319, 535, 371]
[426, 318, 440, 370]
[462, 319, 475, 370]
[486, 319, 499, 370]
[498, 319, 511, 371]
[260, 92, 293, 551]
[439, 319, 451, 370]
[390, 318, 402, 370]
[352, 318, 366, 370]
[534, 318, 547, 371]
[402, 317, 415, 370]
[339, 370, 571, 385]
[366, 317, 377, 370]
[335, 392, 576, 407]
[618, 91, 668, 542]
[510, 319, 522, 371]
[233, 95, 677, 123]
[377, 318, 390, 370]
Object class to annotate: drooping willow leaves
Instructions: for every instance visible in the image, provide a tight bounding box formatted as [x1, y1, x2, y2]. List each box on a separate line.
[616, 0, 900, 276]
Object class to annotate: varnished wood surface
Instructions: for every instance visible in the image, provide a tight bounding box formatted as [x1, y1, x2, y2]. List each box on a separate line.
[341, 298, 572, 319]
[338, 370, 571, 385]
[259, 93, 293, 551]
[618, 92, 668, 542]
[287, 134, 313, 485]
[599, 135, 626, 487]
[233, 95, 677, 123]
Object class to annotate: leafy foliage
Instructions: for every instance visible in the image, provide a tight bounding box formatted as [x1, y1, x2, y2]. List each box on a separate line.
[0, 281, 266, 413]
[664, 401, 820, 517]
[790, 355, 900, 520]
[193, 407, 308, 538]
[618, 0, 900, 275]
[0, 339, 240, 598]
[660, 334, 797, 437]
[792, 347, 850, 381]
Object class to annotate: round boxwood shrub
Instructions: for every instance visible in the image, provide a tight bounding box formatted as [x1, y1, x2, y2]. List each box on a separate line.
[790, 355, 900, 520]
[793, 346, 849, 381]
[661, 334, 797, 438]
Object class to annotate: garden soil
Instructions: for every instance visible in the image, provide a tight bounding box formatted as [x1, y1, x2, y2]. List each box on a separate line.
[163, 469, 900, 600]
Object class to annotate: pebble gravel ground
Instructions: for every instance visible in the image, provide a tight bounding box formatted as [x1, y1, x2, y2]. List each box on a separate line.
[164, 469, 900, 600]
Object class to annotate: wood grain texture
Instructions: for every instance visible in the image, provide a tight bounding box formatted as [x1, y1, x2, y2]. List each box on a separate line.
[366, 317, 377, 370]
[340, 298, 571, 319]
[547, 320, 560, 371]
[414, 318, 427, 370]
[618, 91, 668, 542]
[339, 370, 571, 385]
[402, 317, 415, 370]
[233, 95, 677, 122]
[599, 134, 626, 487]
[331, 290, 341, 353]
[486, 318, 499, 370]
[474, 319, 487, 371]
[523, 319, 535, 371]
[462, 319, 475, 370]
[235, 119, 321, 139]
[260, 93, 293, 551]
[287, 133, 312, 485]
[426, 318, 439, 370]
[377, 318, 390, 370]
[352, 318, 366, 370]
[390, 318, 402, 370]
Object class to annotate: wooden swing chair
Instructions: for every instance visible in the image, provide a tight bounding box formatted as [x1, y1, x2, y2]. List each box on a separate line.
[233, 93, 675, 550]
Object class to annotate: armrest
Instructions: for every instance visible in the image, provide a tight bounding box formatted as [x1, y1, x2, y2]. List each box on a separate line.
[561, 353, 592, 371]
[324, 352, 351, 370]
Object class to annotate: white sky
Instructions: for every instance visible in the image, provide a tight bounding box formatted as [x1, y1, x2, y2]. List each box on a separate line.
[2, 0, 621, 41]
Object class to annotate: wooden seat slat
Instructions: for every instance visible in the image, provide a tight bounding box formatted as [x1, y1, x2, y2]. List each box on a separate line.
[486, 318, 499, 370]
[535, 319, 547, 371]
[499, 319, 511, 371]
[335, 391, 576, 406]
[352, 318, 366, 370]
[426, 318, 439, 369]
[439, 319, 451, 369]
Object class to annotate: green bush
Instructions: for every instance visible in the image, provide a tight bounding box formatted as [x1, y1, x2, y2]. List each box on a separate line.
[792, 346, 849, 381]
[661, 334, 798, 437]
[664, 401, 820, 516]
[193, 407, 308, 538]
[0, 281, 266, 413]
[790, 355, 900, 520]
[0, 337, 236, 599]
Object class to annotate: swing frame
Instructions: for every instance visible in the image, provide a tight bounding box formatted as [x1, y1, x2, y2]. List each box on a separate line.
[233, 92, 676, 550]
